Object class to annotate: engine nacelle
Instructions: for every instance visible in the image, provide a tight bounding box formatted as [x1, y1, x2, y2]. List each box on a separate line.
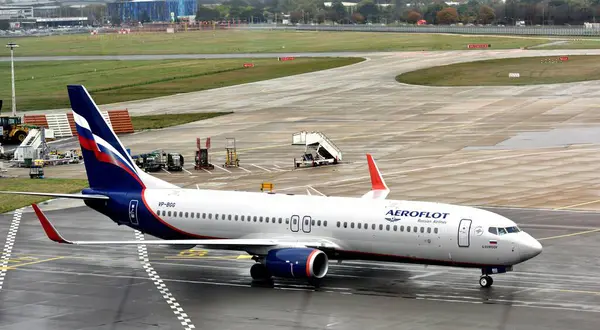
[264, 248, 329, 279]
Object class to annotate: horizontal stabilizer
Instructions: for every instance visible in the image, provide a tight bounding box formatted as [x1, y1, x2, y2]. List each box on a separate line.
[0, 191, 109, 200]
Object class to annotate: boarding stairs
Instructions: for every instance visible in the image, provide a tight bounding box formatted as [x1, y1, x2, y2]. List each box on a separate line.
[292, 131, 342, 168]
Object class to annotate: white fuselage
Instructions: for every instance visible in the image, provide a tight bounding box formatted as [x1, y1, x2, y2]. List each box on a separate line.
[143, 188, 537, 268]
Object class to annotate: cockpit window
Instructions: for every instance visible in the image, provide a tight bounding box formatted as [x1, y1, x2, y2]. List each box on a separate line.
[489, 226, 521, 235]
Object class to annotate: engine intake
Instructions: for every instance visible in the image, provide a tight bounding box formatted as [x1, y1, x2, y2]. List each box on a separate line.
[265, 248, 329, 279]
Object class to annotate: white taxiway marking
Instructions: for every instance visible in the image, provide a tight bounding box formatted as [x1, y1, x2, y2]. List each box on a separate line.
[251, 164, 271, 172]
[215, 165, 232, 174]
[161, 168, 171, 175]
[238, 166, 252, 173]
[182, 168, 193, 175]
[135, 230, 196, 330]
[307, 185, 326, 196]
[201, 168, 212, 174]
[0, 208, 23, 290]
[408, 271, 446, 280]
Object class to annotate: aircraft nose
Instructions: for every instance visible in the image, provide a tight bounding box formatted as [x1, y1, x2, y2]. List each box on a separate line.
[519, 234, 543, 261]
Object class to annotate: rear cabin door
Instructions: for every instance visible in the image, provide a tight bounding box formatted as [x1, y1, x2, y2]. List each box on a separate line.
[458, 219, 472, 247]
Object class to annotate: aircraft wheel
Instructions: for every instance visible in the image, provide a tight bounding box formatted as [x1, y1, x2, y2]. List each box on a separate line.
[479, 275, 493, 288]
[250, 263, 271, 281]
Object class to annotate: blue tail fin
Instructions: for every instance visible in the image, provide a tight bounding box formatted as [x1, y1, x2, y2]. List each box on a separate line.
[67, 85, 175, 192]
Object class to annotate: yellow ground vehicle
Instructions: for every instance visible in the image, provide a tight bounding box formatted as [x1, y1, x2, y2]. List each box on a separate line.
[0, 116, 30, 143]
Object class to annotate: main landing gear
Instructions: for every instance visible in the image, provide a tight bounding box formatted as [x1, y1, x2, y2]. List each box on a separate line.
[250, 263, 272, 282]
[479, 275, 494, 288]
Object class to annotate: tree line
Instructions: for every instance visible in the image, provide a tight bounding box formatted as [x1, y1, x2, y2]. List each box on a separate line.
[195, 0, 600, 26]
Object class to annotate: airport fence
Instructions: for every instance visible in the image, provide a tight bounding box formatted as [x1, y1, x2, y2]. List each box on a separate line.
[242, 24, 600, 37]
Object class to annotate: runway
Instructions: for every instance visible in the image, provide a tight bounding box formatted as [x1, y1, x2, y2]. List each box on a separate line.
[0, 204, 599, 330]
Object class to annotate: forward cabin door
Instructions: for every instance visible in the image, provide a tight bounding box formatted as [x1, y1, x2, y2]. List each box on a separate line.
[458, 219, 472, 248]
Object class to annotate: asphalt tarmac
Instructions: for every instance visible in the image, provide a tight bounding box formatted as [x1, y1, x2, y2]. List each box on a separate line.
[0, 203, 599, 330]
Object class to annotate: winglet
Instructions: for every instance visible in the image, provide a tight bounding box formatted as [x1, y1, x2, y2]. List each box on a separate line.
[366, 154, 388, 190]
[362, 154, 390, 199]
[32, 204, 73, 244]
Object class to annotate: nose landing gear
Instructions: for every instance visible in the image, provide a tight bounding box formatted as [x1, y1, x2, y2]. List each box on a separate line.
[479, 275, 493, 288]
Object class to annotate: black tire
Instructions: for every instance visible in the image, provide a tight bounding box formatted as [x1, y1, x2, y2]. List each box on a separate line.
[16, 131, 26, 143]
[250, 263, 271, 281]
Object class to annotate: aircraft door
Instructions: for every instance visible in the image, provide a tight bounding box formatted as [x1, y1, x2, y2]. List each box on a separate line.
[302, 216, 312, 233]
[458, 219, 472, 247]
[128, 200, 139, 225]
[290, 215, 300, 232]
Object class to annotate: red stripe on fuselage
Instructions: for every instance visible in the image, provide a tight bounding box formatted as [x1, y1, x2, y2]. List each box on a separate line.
[141, 189, 225, 239]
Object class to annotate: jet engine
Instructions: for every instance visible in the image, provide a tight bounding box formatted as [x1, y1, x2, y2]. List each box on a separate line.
[264, 248, 329, 279]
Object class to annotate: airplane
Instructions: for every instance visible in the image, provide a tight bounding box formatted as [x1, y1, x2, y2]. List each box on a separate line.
[1, 85, 543, 288]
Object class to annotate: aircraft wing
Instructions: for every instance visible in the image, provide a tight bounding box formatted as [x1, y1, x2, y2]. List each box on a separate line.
[361, 154, 390, 200]
[0, 191, 109, 200]
[32, 204, 341, 251]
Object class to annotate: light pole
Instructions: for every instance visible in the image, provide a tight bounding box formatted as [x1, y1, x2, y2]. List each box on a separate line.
[6, 42, 18, 117]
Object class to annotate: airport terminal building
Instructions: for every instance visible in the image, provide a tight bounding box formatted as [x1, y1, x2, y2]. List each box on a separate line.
[107, 0, 197, 22]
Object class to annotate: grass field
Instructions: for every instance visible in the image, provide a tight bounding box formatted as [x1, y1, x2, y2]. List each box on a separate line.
[131, 112, 232, 130]
[0, 57, 362, 111]
[395, 55, 600, 86]
[0, 178, 88, 214]
[1, 30, 575, 56]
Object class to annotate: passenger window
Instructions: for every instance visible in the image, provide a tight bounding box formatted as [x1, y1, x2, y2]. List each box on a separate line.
[400, 225, 404, 232]
[364, 223, 368, 229]
[293, 218, 297, 225]
[413, 226, 417, 232]
[179, 212, 183, 217]
[189, 212, 193, 218]
[254, 216, 258, 222]
[266, 217, 269, 222]
[312, 220, 315, 226]
[337, 221, 341, 228]
[228, 215, 232, 220]
[168, 211, 172, 217]
[372, 224, 376, 230]
[358, 223, 361, 229]
[272, 218, 276, 224]
[324, 221, 327, 227]
[393, 225, 397, 231]
[379, 224, 383, 230]
[260, 216, 263, 223]
[420, 227, 424, 233]
[427, 227, 431, 233]
[434, 228, 438, 234]
[344, 222, 347, 228]
[208, 213, 212, 219]
[184, 212, 188, 218]
[351, 222, 354, 229]
[318, 220, 322, 226]
[279, 218, 283, 224]
[386, 225, 390, 231]
[216, 214, 219, 220]
[235, 215, 238, 221]
[286, 218, 289, 224]
[202, 213, 206, 219]
[407, 226, 411, 232]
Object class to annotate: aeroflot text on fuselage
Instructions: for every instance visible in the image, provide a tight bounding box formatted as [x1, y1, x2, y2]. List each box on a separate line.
[385, 210, 450, 222]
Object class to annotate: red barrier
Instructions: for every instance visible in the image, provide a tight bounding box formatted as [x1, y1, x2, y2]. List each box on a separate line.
[243, 63, 254, 68]
[108, 110, 135, 134]
[278, 57, 295, 61]
[467, 44, 491, 49]
[559, 56, 569, 61]
[23, 115, 49, 128]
